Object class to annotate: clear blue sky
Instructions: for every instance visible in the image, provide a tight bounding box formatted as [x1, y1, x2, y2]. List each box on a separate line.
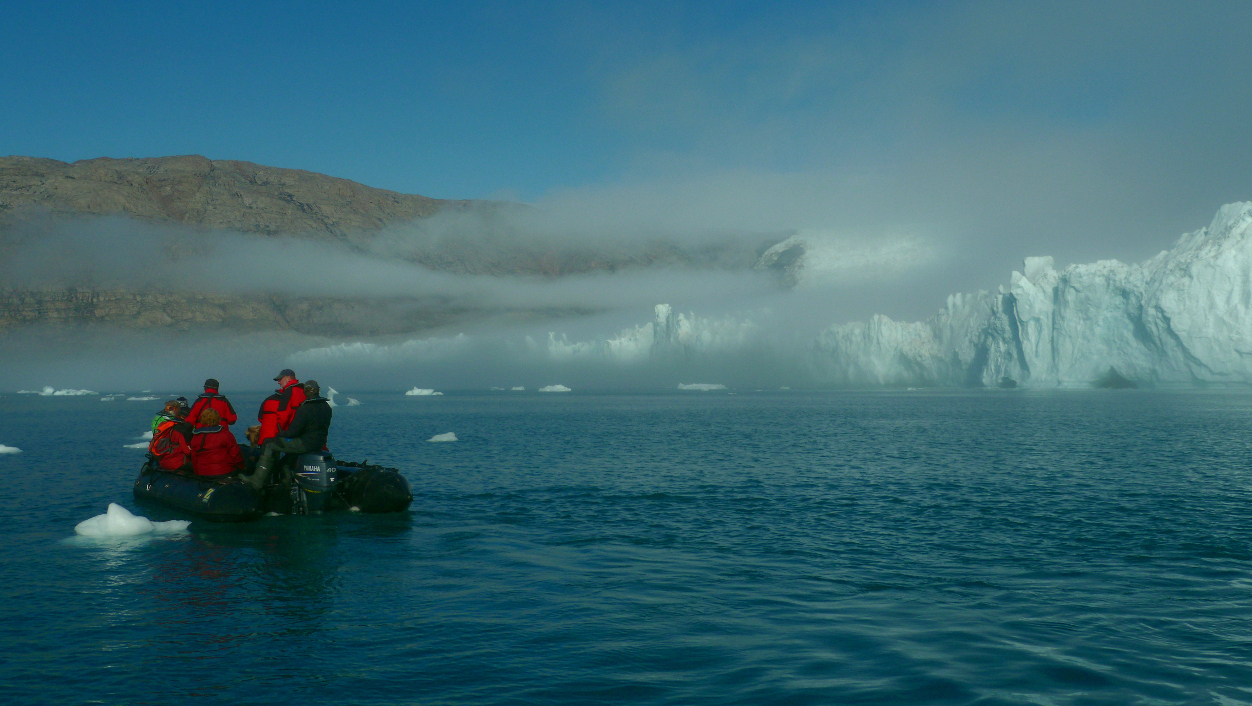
[3, 0, 901, 199]
[3, 0, 1251, 283]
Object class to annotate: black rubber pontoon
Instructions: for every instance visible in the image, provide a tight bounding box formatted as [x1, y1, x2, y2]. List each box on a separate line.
[133, 452, 413, 522]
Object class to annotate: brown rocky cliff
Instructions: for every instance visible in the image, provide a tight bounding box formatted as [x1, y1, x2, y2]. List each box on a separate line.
[0, 155, 470, 240]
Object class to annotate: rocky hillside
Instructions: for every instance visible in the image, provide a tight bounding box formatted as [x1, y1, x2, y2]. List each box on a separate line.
[0, 155, 464, 239]
[0, 155, 794, 335]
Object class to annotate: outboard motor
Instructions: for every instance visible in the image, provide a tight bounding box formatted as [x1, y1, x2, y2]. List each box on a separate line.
[292, 453, 337, 514]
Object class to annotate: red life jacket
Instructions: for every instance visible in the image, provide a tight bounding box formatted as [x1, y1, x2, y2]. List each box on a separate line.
[189, 424, 244, 476]
[149, 420, 191, 471]
[275, 378, 306, 431]
[186, 388, 238, 427]
[257, 391, 282, 445]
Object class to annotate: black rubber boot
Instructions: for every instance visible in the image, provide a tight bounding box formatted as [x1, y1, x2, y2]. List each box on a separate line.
[240, 460, 271, 490]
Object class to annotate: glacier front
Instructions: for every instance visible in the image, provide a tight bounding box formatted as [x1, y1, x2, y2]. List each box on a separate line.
[814, 202, 1252, 387]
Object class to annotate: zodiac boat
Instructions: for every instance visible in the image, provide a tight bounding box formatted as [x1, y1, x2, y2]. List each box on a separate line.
[133, 452, 413, 522]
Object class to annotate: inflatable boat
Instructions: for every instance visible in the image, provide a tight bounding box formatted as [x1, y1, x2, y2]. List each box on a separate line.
[133, 452, 413, 522]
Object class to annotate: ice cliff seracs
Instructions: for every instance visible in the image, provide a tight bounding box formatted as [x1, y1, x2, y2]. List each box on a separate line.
[814, 202, 1252, 387]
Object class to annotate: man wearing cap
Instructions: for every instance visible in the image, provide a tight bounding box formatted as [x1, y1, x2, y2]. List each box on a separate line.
[272, 369, 306, 433]
[240, 380, 332, 490]
[185, 378, 238, 428]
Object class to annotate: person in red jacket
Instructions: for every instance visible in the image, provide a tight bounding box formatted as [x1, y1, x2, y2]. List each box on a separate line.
[272, 369, 306, 432]
[256, 388, 283, 446]
[189, 408, 244, 477]
[149, 406, 192, 471]
[186, 378, 239, 427]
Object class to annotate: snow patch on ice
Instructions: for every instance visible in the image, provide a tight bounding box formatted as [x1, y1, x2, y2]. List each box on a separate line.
[539, 384, 571, 392]
[74, 503, 190, 537]
[678, 383, 727, 391]
[405, 387, 443, 396]
[0, 444, 21, 454]
[428, 432, 458, 442]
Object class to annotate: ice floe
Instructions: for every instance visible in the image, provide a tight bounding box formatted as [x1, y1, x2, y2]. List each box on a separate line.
[127, 396, 158, 401]
[18, 387, 98, 396]
[511, 386, 525, 391]
[677, 383, 727, 391]
[539, 384, 571, 392]
[0, 444, 21, 454]
[405, 387, 443, 396]
[346, 397, 361, 406]
[74, 503, 190, 537]
[428, 432, 458, 442]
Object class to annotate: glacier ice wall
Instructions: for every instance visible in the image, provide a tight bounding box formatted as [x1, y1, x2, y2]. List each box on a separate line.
[814, 202, 1252, 387]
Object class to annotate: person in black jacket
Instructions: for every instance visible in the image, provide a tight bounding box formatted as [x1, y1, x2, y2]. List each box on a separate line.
[239, 380, 333, 490]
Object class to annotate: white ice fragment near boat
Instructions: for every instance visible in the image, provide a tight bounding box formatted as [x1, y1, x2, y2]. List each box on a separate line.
[74, 503, 190, 537]
[677, 383, 727, 391]
[123, 442, 148, 449]
[813, 202, 1252, 388]
[539, 384, 571, 392]
[405, 387, 443, 396]
[0, 444, 21, 454]
[428, 432, 458, 442]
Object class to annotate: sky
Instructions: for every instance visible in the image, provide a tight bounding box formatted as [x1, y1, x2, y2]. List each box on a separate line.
[3, 0, 1252, 349]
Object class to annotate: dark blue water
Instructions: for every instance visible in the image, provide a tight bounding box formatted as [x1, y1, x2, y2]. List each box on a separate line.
[2, 390, 1251, 705]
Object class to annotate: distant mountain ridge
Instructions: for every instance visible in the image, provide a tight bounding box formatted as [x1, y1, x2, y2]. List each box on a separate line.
[0, 155, 796, 335]
[0, 155, 467, 239]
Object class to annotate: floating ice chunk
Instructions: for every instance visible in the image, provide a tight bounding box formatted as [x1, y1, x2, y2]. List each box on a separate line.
[20, 387, 98, 396]
[428, 432, 458, 442]
[780, 386, 791, 390]
[539, 384, 571, 392]
[349, 506, 361, 512]
[511, 386, 525, 391]
[139, 431, 153, 440]
[405, 387, 443, 396]
[490, 386, 505, 390]
[326, 387, 339, 407]
[677, 383, 727, 391]
[346, 397, 361, 406]
[0, 444, 21, 454]
[123, 442, 149, 449]
[127, 396, 158, 401]
[74, 503, 190, 537]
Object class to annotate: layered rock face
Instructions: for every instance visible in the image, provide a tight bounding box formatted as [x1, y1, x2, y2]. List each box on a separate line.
[815, 202, 1252, 387]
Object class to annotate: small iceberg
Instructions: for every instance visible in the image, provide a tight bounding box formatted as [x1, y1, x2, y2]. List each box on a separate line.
[677, 383, 727, 391]
[405, 387, 444, 396]
[490, 386, 505, 391]
[74, 503, 190, 537]
[124, 431, 151, 449]
[539, 384, 571, 392]
[428, 432, 458, 442]
[0, 444, 22, 454]
[511, 386, 525, 391]
[127, 396, 158, 401]
[16, 387, 52, 395]
[346, 397, 361, 406]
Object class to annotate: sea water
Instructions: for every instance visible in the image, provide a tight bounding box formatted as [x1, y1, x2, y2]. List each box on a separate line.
[1, 390, 1250, 705]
